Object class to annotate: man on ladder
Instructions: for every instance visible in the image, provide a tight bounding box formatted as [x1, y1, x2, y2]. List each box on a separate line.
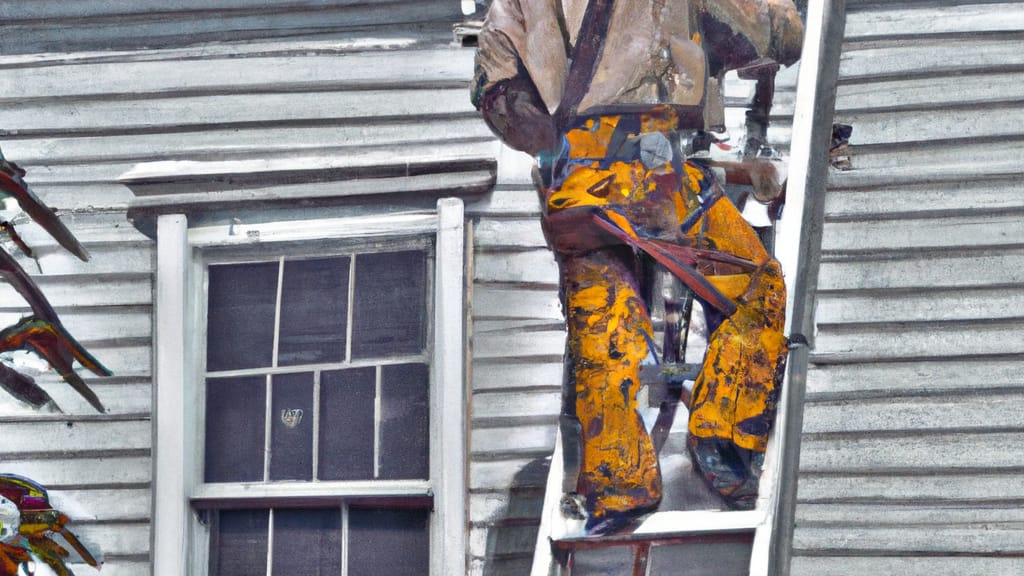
[472, 0, 803, 534]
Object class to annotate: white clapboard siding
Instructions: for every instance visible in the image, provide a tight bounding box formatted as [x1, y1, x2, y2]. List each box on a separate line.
[824, 176, 1024, 219]
[472, 391, 563, 422]
[0, 309, 150, 343]
[0, 456, 151, 487]
[60, 523, 151, 558]
[813, 320, 1024, 362]
[0, 89, 476, 135]
[0, 274, 152, 310]
[790, 556, 1024, 576]
[471, 457, 553, 493]
[838, 38, 1024, 82]
[805, 358, 1024, 400]
[794, 525, 1024, 555]
[474, 250, 560, 286]
[0, 0, 462, 54]
[834, 142, 1024, 177]
[797, 472, 1024, 503]
[835, 72, 1024, 112]
[469, 186, 566, 571]
[49, 488, 152, 522]
[472, 361, 565, 393]
[0, 381, 152, 417]
[473, 424, 558, 458]
[828, 105, 1024, 148]
[817, 249, 1024, 291]
[0, 53, 476, 101]
[821, 213, 1024, 252]
[801, 393, 1024, 434]
[796, 502, 1024, 525]
[799, 432, 1024, 473]
[844, 2, 1024, 39]
[790, 3, 1024, 573]
[0, 419, 150, 456]
[815, 287, 1023, 325]
[465, 186, 545, 217]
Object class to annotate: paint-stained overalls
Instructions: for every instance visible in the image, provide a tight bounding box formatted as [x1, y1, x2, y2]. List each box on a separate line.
[473, 0, 803, 529]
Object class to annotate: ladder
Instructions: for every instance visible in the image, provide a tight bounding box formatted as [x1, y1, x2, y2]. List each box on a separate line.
[529, 274, 792, 576]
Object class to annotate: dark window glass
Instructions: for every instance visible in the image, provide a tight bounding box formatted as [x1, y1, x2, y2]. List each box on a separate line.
[379, 363, 430, 480]
[646, 539, 754, 576]
[351, 251, 427, 359]
[571, 546, 636, 576]
[278, 257, 349, 366]
[272, 508, 342, 576]
[205, 376, 266, 482]
[348, 508, 429, 576]
[318, 368, 375, 480]
[269, 373, 314, 481]
[207, 262, 278, 371]
[211, 509, 268, 576]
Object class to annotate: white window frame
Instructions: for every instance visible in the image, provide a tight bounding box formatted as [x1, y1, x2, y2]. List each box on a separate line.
[151, 198, 467, 576]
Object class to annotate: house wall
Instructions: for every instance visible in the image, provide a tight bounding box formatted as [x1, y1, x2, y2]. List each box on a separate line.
[790, 2, 1024, 574]
[15, 1, 1005, 575]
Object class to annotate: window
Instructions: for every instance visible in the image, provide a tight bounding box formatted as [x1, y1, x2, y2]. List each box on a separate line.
[199, 246, 431, 575]
[151, 201, 466, 576]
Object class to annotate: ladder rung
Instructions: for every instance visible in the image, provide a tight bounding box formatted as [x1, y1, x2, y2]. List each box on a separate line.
[551, 509, 764, 550]
[642, 363, 699, 407]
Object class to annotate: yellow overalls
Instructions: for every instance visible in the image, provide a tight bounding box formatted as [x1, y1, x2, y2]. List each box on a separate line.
[541, 108, 788, 527]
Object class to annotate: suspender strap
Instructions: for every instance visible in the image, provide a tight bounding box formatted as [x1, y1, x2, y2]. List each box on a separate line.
[553, 0, 616, 131]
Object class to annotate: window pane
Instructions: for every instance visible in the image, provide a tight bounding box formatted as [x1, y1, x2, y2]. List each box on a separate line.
[211, 509, 268, 576]
[207, 262, 278, 372]
[379, 363, 429, 480]
[348, 508, 429, 576]
[272, 508, 341, 576]
[205, 376, 266, 483]
[571, 546, 636, 575]
[318, 368, 375, 480]
[646, 539, 754, 576]
[351, 251, 427, 359]
[279, 257, 349, 366]
[269, 373, 314, 481]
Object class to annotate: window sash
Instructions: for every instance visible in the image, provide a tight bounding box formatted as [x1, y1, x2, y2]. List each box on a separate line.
[198, 248, 434, 486]
[206, 504, 432, 576]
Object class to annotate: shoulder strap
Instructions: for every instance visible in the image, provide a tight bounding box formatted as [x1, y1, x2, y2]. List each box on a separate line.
[553, 0, 616, 130]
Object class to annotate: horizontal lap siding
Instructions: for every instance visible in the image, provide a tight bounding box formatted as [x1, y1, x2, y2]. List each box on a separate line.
[0, 203, 153, 570]
[0, 2, 471, 574]
[467, 178, 562, 573]
[792, 2, 1024, 574]
[0, 1, 463, 54]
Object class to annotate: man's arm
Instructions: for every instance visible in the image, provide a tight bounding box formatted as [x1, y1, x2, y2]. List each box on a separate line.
[472, 1, 558, 156]
[700, 0, 804, 73]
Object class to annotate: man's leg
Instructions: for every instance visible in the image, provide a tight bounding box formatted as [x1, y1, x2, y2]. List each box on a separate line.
[561, 247, 662, 531]
[686, 197, 788, 509]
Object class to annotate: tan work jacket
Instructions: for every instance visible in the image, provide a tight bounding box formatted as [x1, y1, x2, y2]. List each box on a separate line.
[475, 0, 803, 117]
